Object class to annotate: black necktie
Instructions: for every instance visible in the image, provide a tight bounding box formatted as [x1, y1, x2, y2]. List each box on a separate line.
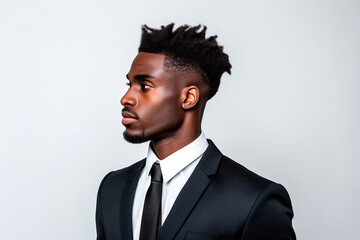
[139, 162, 163, 240]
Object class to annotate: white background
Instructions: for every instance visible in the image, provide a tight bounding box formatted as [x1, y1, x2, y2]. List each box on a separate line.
[1, 0, 359, 239]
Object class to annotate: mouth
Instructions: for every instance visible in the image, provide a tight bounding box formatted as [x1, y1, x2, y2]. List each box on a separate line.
[121, 108, 138, 125]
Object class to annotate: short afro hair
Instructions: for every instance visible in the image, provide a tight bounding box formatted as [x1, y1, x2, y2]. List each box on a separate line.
[138, 23, 232, 100]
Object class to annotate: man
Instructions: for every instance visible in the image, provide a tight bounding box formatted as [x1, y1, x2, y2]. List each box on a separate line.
[96, 23, 296, 240]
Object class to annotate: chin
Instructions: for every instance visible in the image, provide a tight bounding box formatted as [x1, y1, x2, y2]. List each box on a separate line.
[123, 131, 150, 144]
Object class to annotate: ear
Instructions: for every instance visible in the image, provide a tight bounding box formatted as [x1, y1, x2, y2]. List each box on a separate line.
[182, 86, 199, 110]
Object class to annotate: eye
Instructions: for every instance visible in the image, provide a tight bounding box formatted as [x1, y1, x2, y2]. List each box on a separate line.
[140, 83, 151, 91]
[126, 81, 131, 87]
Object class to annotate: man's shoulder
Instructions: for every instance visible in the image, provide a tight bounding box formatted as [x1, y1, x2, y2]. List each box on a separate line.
[211, 154, 292, 209]
[99, 159, 145, 187]
[112, 158, 145, 176]
[214, 154, 283, 196]
[220, 155, 273, 184]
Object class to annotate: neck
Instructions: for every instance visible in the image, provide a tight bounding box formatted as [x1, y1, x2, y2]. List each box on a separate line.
[151, 128, 201, 160]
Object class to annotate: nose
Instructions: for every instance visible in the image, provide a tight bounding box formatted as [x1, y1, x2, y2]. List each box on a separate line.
[120, 88, 136, 107]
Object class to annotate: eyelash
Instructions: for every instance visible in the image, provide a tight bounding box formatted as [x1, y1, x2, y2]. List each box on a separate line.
[126, 82, 151, 91]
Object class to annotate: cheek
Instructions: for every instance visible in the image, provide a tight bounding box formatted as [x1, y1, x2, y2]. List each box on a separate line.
[141, 90, 183, 125]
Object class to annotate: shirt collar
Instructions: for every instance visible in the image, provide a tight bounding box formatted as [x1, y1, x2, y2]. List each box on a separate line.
[145, 132, 209, 183]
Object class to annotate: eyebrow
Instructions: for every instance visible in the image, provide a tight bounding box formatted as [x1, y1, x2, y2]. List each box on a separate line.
[126, 74, 156, 80]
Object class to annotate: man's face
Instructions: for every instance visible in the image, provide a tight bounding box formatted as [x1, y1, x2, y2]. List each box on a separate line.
[121, 52, 185, 143]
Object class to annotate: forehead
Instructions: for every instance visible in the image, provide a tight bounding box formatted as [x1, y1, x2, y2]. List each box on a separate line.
[128, 52, 166, 76]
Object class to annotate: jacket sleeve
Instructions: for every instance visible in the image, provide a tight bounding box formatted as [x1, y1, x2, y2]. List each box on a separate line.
[241, 183, 296, 240]
[96, 172, 113, 240]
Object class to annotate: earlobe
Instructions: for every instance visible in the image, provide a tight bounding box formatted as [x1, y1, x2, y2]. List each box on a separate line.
[182, 86, 199, 110]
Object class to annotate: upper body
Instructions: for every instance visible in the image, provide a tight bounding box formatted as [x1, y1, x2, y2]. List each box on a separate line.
[96, 23, 296, 240]
[96, 139, 296, 240]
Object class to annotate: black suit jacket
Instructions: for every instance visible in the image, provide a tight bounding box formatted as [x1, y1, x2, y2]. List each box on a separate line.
[96, 140, 296, 240]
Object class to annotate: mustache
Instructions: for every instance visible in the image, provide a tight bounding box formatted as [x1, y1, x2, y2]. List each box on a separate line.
[122, 107, 138, 119]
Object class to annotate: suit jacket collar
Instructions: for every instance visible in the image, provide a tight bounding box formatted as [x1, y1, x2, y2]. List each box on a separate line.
[197, 139, 223, 176]
[158, 139, 223, 240]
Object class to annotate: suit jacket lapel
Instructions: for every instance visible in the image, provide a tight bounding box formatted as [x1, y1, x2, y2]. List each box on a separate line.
[120, 160, 146, 240]
[158, 140, 223, 240]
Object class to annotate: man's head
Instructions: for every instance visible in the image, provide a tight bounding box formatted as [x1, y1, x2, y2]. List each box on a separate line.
[121, 24, 231, 144]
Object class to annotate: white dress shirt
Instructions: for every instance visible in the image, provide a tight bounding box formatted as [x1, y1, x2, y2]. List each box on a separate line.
[132, 132, 209, 240]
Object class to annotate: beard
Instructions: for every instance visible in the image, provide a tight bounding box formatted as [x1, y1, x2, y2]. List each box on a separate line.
[123, 130, 151, 144]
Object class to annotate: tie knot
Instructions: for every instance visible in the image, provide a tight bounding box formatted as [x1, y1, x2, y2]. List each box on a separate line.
[150, 162, 163, 182]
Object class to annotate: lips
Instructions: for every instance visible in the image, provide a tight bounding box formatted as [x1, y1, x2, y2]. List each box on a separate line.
[121, 108, 138, 125]
[122, 111, 137, 119]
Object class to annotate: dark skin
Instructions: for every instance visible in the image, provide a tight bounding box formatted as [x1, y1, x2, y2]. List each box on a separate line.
[121, 52, 209, 160]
